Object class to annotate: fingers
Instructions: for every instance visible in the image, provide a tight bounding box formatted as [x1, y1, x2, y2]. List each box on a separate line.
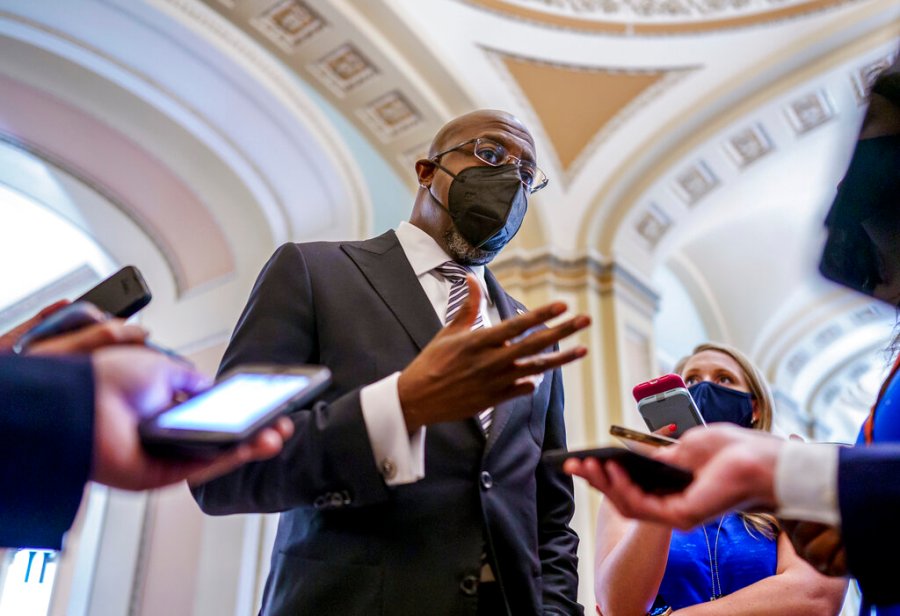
[503, 314, 591, 358]
[27, 321, 148, 355]
[511, 345, 588, 378]
[478, 300, 569, 346]
[0, 300, 71, 351]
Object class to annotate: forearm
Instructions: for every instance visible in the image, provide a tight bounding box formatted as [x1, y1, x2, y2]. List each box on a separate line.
[595, 516, 672, 616]
[673, 571, 846, 615]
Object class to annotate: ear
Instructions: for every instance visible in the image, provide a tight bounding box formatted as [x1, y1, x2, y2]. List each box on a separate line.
[751, 398, 761, 425]
[415, 159, 437, 187]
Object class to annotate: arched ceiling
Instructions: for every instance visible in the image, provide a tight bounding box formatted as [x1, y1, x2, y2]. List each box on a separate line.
[0, 0, 897, 434]
[192, 0, 899, 436]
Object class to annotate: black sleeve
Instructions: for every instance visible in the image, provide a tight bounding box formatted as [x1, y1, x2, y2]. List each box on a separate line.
[0, 355, 94, 549]
[838, 443, 900, 606]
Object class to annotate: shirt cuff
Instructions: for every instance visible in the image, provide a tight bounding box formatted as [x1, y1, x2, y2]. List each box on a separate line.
[360, 372, 426, 485]
[774, 440, 841, 526]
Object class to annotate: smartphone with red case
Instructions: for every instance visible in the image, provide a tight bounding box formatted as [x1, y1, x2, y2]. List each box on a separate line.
[633, 373, 687, 402]
[633, 374, 706, 438]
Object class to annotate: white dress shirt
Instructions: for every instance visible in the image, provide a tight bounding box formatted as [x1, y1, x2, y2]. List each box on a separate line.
[775, 440, 841, 525]
[359, 221, 497, 485]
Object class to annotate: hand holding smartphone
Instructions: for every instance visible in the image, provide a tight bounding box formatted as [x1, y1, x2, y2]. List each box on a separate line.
[13, 301, 108, 354]
[543, 446, 692, 495]
[139, 364, 331, 458]
[633, 374, 705, 438]
[12, 266, 152, 354]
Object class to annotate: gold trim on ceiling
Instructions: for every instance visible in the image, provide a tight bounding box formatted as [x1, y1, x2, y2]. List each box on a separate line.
[461, 0, 860, 35]
[492, 51, 694, 178]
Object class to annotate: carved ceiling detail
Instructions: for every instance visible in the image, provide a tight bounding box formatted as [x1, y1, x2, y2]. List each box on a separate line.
[461, 0, 861, 34]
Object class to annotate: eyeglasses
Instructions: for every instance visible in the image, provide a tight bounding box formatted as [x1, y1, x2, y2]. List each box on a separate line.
[431, 137, 549, 193]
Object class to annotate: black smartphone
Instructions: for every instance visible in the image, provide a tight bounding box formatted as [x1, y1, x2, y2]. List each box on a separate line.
[75, 265, 151, 318]
[13, 301, 108, 354]
[543, 446, 693, 495]
[139, 364, 332, 458]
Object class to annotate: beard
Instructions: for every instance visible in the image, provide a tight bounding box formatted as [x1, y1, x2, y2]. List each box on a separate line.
[442, 226, 499, 265]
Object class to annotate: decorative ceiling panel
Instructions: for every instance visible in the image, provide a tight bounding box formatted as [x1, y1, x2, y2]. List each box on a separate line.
[462, 0, 862, 33]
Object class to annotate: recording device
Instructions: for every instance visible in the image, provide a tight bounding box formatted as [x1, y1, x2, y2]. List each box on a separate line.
[633, 374, 705, 438]
[542, 447, 693, 495]
[74, 265, 151, 318]
[610, 424, 677, 449]
[139, 364, 332, 457]
[12, 301, 108, 354]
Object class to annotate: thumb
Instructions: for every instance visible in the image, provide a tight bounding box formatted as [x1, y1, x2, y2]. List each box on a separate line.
[447, 274, 481, 330]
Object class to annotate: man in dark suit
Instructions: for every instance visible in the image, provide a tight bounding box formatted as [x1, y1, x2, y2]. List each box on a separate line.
[1, 346, 293, 549]
[192, 110, 590, 615]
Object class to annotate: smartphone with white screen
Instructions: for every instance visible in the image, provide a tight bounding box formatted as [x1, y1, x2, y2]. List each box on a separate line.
[139, 364, 331, 457]
[636, 386, 705, 438]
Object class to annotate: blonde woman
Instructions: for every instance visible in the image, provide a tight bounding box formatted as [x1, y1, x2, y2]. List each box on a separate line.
[594, 342, 847, 615]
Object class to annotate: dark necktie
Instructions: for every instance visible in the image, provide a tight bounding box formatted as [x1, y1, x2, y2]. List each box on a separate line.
[434, 261, 492, 434]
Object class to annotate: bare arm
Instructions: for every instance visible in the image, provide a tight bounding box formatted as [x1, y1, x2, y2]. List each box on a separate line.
[595, 499, 672, 616]
[673, 532, 847, 615]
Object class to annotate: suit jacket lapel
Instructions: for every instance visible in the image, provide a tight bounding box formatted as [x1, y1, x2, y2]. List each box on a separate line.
[483, 269, 531, 454]
[342, 230, 442, 351]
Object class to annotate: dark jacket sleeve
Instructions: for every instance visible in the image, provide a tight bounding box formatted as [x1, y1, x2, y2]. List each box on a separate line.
[536, 366, 583, 615]
[0, 355, 94, 549]
[191, 243, 390, 514]
[838, 444, 900, 606]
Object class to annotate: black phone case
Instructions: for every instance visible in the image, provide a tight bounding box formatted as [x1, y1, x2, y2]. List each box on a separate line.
[76, 265, 152, 318]
[543, 447, 693, 495]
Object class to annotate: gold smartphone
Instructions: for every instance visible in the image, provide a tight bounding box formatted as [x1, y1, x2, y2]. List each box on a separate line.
[610, 424, 677, 448]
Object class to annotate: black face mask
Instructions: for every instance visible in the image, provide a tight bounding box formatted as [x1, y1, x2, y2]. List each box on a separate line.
[430, 163, 528, 251]
[819, 135, 900, 305]
[689, 381, 755, 428]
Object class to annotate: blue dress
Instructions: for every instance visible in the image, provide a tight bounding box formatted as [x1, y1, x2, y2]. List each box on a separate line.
[652, 512, 777, 610]
[856, 367, 900, 615]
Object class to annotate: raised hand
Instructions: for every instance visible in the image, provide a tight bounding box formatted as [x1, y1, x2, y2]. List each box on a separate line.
[398, 275, 590, 433]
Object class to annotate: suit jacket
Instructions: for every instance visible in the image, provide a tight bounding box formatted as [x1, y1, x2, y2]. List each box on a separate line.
[0, 355, 93, 549]
[192, 231, 582, 615]
[839, 444, 900, 606]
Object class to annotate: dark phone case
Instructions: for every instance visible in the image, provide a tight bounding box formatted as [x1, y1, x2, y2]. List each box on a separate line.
[633, 374, 686, 402]
[75, 265, 152, 318]
[543, 447, 693, 495]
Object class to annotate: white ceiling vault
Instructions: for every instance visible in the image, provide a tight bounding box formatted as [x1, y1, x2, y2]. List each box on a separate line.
[0, 0, 897, 436]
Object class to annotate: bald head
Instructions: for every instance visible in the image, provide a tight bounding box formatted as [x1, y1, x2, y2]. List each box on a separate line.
[428, 110, 535, 159]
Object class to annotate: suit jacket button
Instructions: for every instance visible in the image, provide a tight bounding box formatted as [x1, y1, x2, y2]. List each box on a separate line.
[380, 458, 397, 480]
[313, 494, 328, 510]
[330, 492, 345, 508]
[480, 471, 493, 490]
[459, 574, 479, 596]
